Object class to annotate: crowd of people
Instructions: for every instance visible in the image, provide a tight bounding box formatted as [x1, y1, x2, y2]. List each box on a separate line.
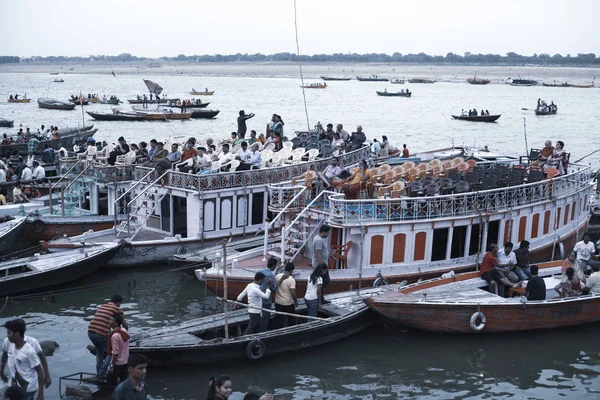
[480, 233, 600, 300]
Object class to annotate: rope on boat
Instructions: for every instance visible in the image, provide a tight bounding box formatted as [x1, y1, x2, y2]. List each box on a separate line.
[0, 245, 43, 262]
[293, 0, 311, 131]
[217, 297, 329, 322]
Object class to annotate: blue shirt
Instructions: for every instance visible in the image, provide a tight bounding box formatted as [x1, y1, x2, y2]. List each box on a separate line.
[259, 268, 276, 305]
[114, 378, 147, 400]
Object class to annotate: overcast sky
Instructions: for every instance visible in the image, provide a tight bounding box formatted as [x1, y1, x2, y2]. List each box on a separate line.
[1, 0, 598, 58]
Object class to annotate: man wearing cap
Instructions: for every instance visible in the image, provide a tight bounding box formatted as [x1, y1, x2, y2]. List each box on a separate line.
[237, 110, 255, 139]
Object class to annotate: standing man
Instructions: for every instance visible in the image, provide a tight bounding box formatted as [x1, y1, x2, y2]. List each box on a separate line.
[274, 263, 298, 328]
[107, 314, 130, 390]
[236, 272, 271, 335]
[2, 320, 45, 400]
[88, 294, 128, 377]
[1, 320, 51, 390]
[237, 110, 255, 139]
[258, 258, 278, 331]
[114, 354, 148, 400]
[312, 225, 332, 304]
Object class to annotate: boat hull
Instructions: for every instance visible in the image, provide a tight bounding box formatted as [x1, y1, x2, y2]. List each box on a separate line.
[159, 102, 209, 109]
[0, 244, 120, 296]
[7, 99, 31, 103]
[87, 111, 145, 121]
[535, 110, 557, 115]
[22, 217, 117, 241]
[0, 120, 14, 128]
[37, 101, 76, 110]
[0, 218, 26, 254]
[190, 91, 214, 95]
[320, 76, 351, 81]
[189, 109, 220, 119]
[127, 99, 179, 104]
[376, 91, 411, 97]
[451, 114, 501, 122]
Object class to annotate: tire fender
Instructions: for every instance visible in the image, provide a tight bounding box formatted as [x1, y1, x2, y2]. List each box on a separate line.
[246, 338, 266, 360]
[470, 311, 486, 332]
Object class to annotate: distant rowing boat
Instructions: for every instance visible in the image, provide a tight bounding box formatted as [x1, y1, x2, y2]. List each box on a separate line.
[38, 98, 76, 110]
[408, 78, 435, 84]
[301, 83, 327, 89]
[357, 75, 387, 82]
[389, 79, 405, 84]
[190, 90, 215, 95]
[320, 76, 351, 81]
[452, 114, 501, 122]
[376, 91, 411, 97]
[7, 98, 31, 103]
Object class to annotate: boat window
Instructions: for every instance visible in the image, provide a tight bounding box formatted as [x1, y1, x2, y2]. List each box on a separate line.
[518, 216, 527, 242]
[236, 195, 248, 227]
[160, 194, 170, 232]
[173, 196, 187, 237]
[487, 220, 500, 248]
[431, 228, 448, 261]
[370, 235, 384, 265]
[564, 204, 570, 226]
[543, 210, 551, 235]
[392, 234, 406, 263]
[451, 226, 467, 258]
[571, 201, 576, 221]
[503, 220, 512, 243]
[531, 213, 539, 239]
[220, 197, 233, 230]
[203, 199, 216, 231]
[414, 232, 426, 261]
[251, 192, 265, 225]
[469, 224, 481, 256]
[556, 208, 562, 230]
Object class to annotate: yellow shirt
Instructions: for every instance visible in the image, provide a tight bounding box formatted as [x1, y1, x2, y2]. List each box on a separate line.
[348, 169, 369, 185]
[275, 273, 296, 306]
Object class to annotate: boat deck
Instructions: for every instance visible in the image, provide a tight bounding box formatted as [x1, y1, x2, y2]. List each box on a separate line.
[238, 254, 313, 270]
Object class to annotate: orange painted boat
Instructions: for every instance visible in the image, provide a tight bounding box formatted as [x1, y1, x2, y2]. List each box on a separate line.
[571, 83, 595, 88]
[364, 261, 600, 334]
[7, 98, 31, 103]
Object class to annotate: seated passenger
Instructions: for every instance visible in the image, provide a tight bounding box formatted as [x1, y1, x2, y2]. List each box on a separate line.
[531, 140, 554, 167]
[317, 158, 342, 187]
[545, 140, 566, 174]
[554, 267, 583, 297]
[331, 160, 369, 200]
[480, 243, 519, 292]
[523, 265, 546, 301]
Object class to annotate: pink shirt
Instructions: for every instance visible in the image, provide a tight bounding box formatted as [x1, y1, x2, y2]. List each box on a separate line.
[111, 328, 129, 366]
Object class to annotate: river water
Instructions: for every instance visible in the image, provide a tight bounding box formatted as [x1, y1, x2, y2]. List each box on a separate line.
[1, 65, 600, 398]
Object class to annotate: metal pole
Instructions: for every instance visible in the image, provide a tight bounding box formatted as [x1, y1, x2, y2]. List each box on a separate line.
[61, 187, 65, 217]
[358, 225, 364, 293]
[222, 240, 229, 341]
[523, 118, 529, 160]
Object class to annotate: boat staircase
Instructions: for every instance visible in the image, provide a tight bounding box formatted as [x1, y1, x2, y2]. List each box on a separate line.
[114, 169, 168, 239]
[49, 160, 94, 217]
[264, 186, 334, 263]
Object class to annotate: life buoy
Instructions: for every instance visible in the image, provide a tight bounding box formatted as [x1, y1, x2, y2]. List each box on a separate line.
[246, 338, 266, 360]
[30, 219, 45, 234]
[470, 311, 486, 332]
[372, 276, 389, 287]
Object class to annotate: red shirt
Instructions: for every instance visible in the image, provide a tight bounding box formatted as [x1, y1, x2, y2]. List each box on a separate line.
[182, 148, 197, 161]
[480, 252, 499, 275]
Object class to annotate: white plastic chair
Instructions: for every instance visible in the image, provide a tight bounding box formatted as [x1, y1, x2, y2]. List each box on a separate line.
[263, 142, 276, 151]
[306, 148, 319, 161]
[282, 141, 293, 151]
[288, 148, 306, 164]
[115, 150, 137, 166]
[173, 158, 194, 171]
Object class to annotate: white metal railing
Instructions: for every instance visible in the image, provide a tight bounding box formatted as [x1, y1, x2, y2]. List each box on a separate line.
[263, 186, 307, 258]
[113, 167, 157, 230]
[328, 166, 592, 224]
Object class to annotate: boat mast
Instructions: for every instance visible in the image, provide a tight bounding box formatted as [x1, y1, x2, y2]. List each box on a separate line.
[523, 118, 529, 156]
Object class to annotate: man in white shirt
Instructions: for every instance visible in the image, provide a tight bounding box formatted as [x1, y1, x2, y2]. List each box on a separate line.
[195, 147, 212, 172]
[586, 264, 600, 294]
[1, 320, 45, 400]
[574, 234, 599, 271]
[318, 158, 342, 187]
[336, 123, 349, 141]
[0, 167, 6, 184]
[12, 186, 28, 203]
[239, 144, 262, 170]
[496, 242, 524, 282]
[218, 144, 234, 171]
[236, 141, 251, 163]
[236, 272, 271, 335]
[31, 161, 45, 181]
[20, 165, 32, 181]
[1, 320, 51, 390]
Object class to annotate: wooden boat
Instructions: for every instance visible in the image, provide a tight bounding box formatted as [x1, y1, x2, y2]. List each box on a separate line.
[0, 127, 97, 156]
[128, 288, 383, 366]
[408, 78, 435, 84]
[0, 242, 121, 296]
[364, 261, 600, 334]
[7, 98, 31, 103]
[69, 96, 89, 105]
[0, 118, 14, 128]
[300, 83, 327, 89]
[389, 79, 405, 84]
[190, 91, 214, 95]
[467, 78, 491, 85]
[571, 83, 595, 88]
[38, 98, 76, 110]
[99, 98, 121, 105]
[127, 111, 192, 120]
[376, 91, 411, 97]
[159, 102, 209, 109]
[0, 217, 26, 255]
[22, 214, 120, 241]
[86, 97, 101, 103]
[127, 98, 178, 104]
[542, 82, 571, 87]
[53, 79, 64, 83]
[189, 109, 220, 119]
[509, 79, 538, 86]
[452, 114, 501, 122]
[87, 111, 146, 121]
[356, 75, 387, 82]
[535, 109, 557, 115]
[320, 76, 351, 81]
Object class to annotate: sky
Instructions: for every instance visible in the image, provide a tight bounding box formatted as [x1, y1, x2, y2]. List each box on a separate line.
[1, 0, 599, 58]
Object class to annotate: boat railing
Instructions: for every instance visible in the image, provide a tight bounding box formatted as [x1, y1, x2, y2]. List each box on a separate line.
[328, 166, 592, 224]
[49, 159, 84, 214]
[56, 162, 94, 217]
[113, 167, 158, 230]
[151, 146, 371, 192]
[120, 171, 170, 237]
[263, 185, 308, 258]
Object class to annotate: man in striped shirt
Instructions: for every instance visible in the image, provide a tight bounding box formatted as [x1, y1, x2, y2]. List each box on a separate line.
[88, 294, 128, 377]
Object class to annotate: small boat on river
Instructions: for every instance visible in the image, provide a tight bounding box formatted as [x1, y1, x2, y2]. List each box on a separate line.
[364, 261, 600, 334]
[128, 288, 383, 366]
[190, 90, 214, 95]
[38, 98, 76, 110]
[320, 76, 351, 81]
[571, 83, 595, 88]
[535, 109, 557, 115]
[408, 78, 435, 83]
[357, 75, 387, 82]
[389, 79, 405, 84]
[189, 109, 220, 119]
[99, 98, 121, 105]
[301, 83, 327, 89]
[376, 90, 411, 97]
[0, 118, 14, 128]
[0, 242, 121, 296]
[452, 114, 501, 122]
[0, 126, 97, 156]
[159, 102, 210, 109]
[53, 79, 64, 83]
[508, 78, 538, 86]
[467, 78, 490, 85]
[542, 81, 571, 87]
[7, 98, 31, 103]
[127, 98, 176, 104]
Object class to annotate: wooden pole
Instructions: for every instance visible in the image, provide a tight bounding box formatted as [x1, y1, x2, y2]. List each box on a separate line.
[523, 118, 529, 159]
[217, 297, 329, 322]
[222, 240, 229, 341]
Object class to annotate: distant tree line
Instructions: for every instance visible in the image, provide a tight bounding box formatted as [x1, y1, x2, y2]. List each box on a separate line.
[3, 52, 600, 65]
